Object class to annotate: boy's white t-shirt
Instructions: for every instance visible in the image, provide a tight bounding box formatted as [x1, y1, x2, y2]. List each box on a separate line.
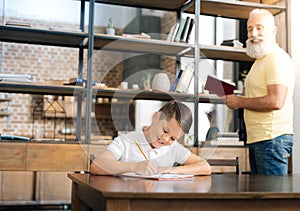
[107, 128, 191, 167]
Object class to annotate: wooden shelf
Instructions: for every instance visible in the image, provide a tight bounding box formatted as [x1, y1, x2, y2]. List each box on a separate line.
[0, 26, 86, 48]
[95, 87, 196, 102]
[93, 34, 193, 56]
[94, 0, 286, 19]
[0, 82, 225, 104]
[93, 34, 253, 61]
[199, 44, 253, 62]
[0, 82, 84, 96]
[94, 0, 190, 11]
[190, 0, 286, 19]
[94, 87, 225, 104]
[0, 26, 252, 61]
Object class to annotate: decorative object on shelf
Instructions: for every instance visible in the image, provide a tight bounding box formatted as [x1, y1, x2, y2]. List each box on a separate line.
[152, 72, 170, 92]
[106, 18, 115, 35]
[142, 71, 154, 91]
[122, 32, 151, 39]
[32, 97, 67, 141]
[132, 84, 139, 90]
[120, 81, 128, 89]
[0, 93, 12, 123]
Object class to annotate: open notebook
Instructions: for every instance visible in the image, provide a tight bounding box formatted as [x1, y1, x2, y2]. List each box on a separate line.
[117, 173, 194, 181]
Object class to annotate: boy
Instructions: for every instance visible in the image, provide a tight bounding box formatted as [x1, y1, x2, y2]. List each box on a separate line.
[91, 100, 211, 176]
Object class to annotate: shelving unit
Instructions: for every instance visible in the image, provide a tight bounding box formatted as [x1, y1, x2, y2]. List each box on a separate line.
[0, 0, 287, 141]
[0, 0, 288, 205]
[0, 0, 287, 139]
[0, 26, 87, 48]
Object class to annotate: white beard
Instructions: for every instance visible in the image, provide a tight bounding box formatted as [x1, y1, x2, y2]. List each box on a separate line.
[246, 37, 274, 59]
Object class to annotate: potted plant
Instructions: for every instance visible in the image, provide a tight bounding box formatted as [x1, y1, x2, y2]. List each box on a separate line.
[106, 18, 115, 35]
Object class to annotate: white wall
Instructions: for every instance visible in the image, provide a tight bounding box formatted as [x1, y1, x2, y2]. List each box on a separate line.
[289, 0, 300, 174]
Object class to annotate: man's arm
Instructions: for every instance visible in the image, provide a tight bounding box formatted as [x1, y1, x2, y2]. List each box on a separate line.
[225, 84, 288, 112]
[90, 150, 160, 175]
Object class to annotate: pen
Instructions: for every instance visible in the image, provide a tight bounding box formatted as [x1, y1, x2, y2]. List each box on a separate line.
[135, 141, 149, 160]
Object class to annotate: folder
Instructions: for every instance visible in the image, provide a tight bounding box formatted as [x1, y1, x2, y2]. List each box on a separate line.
[204, 75, 236, 96]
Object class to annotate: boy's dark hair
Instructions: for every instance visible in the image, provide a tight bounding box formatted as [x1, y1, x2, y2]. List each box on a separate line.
[159, 100, 193, 134]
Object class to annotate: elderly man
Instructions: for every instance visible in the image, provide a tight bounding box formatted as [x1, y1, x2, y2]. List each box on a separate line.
[225, 9, 295, 175]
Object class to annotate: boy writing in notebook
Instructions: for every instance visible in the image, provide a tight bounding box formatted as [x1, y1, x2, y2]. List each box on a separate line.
[91, 100, 211, 176]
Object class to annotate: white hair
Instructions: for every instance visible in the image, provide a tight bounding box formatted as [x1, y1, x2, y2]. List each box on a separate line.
[249, 8, 275, 27]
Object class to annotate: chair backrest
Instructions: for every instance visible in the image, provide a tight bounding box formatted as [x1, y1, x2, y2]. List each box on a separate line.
[207, 157, 241, 175]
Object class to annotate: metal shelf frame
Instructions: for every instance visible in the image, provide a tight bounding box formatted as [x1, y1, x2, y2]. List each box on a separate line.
[0, 0, 287, 145]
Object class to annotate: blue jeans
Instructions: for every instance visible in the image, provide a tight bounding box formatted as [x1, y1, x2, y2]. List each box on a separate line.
[248, 134, 293, 175]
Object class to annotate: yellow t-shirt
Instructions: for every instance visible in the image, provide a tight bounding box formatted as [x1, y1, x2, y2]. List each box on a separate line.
[244, 44, 295, 144]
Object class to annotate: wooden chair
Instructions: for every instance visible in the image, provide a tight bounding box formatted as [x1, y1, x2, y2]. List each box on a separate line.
[89, 154, 96, 172]
[207, 157, 241, 175]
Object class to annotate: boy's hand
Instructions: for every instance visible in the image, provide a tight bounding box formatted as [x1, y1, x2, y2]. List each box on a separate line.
[156, 166, 173, 174]
[133, 160, 160, 175]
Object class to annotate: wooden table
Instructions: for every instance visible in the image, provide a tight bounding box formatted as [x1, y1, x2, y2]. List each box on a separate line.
[68, 173, 300, 211]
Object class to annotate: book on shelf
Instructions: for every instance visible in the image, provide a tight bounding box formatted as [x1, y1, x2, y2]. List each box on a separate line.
[117, 173, 194, 181]
[170, 17, 194, 43]
[176, 65, 194, 93]
[185, 18, 195, 43]
[204, 75, 236, 96]
[173, 18, 187, 42]
[170, 69, 183, 92]
[180, 17, 191, 42]
[0, 134, 30, 141]
[63, 77, 84, 86]
[166, 22, 180, 42]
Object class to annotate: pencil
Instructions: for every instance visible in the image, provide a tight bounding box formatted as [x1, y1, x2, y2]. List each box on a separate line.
[135, 141, 149, 160]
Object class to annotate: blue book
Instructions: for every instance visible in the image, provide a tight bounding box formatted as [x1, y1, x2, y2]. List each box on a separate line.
[0, 134, 30, 141]
[170, 69, 183, 92]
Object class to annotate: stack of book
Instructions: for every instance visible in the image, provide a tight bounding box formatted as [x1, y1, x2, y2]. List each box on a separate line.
[167, 16, 195, 43]
[170, 65, 194, 93]
[63, 77, 84, 86]
[63, 77, 97, 86]
[0, 73, 33, 83]
[221, 39, 243, 48]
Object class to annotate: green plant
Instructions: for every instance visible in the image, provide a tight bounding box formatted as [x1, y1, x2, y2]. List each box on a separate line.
[107, 18, 113, 28]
